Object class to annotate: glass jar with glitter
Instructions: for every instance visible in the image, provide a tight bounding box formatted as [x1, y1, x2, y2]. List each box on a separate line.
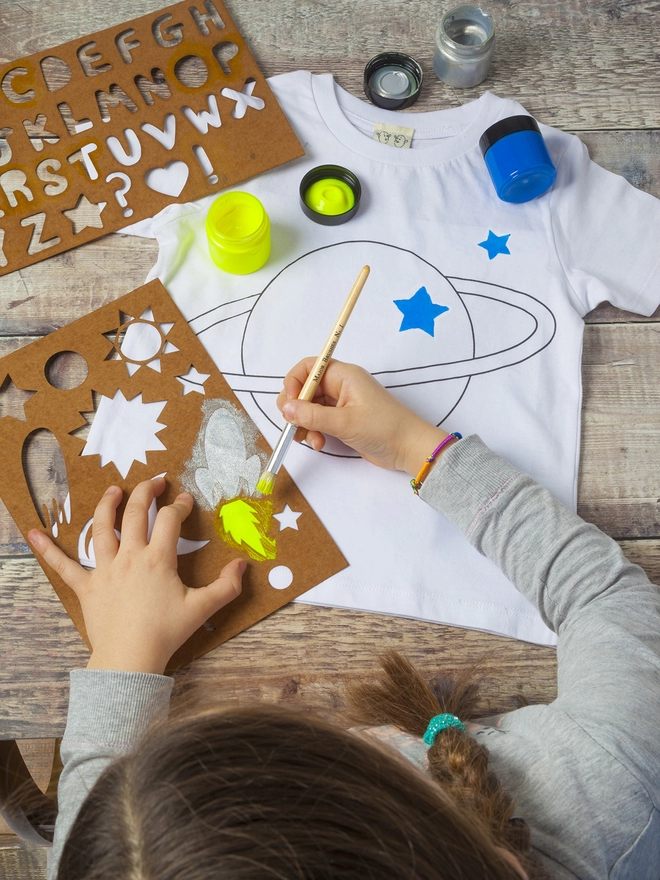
[433, 5, 495, 88]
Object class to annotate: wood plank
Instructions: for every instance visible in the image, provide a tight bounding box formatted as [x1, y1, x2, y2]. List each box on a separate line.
[0, 237, 159, 337]
[618, 539, 660, 584]
[0, 740, 55, 836]
[0, 557, 557, 738]
[586, 301, 660, 324]
[0, 0, 658, 126]
[0, 534, 658, 737]
[0, 838, 47, 880]
[578, 130, 660, 199]
[579, 324, 660, 536]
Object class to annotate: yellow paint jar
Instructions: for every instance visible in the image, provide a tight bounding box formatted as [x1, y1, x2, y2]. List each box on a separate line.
[206, 191, 271, 274]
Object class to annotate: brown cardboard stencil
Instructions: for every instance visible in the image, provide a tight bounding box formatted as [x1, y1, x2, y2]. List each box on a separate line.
[0, 280, 347, 671]
[0, 1, 304, 276]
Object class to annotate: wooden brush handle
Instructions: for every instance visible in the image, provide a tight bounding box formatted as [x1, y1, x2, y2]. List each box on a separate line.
[299, 265, 370, 403]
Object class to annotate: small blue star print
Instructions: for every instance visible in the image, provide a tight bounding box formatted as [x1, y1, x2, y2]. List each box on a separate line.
[478, 230, 511, 259]
[394, 286, 449, 337]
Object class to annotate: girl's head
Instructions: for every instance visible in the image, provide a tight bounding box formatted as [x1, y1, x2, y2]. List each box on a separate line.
[59, 654, 535, 879]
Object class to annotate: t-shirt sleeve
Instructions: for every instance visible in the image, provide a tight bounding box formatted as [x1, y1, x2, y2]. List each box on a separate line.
[549, 133, 660, 317]
[420, 435, 660, 799]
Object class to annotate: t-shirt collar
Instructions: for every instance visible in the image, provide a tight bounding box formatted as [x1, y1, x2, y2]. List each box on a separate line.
[311, 73, 501, 166]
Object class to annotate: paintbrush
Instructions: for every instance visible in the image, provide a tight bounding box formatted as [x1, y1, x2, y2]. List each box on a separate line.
[256, 264, 371, 495]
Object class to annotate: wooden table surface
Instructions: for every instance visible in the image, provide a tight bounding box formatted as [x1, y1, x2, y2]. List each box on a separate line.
[1, 0, 659, 749]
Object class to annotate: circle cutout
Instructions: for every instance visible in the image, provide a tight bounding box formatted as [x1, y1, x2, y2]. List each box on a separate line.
[268, 565, 293, 590]
[45, 351, 88, 389]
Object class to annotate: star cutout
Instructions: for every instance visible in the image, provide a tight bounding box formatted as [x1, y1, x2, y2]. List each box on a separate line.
[62, 194, 106, 234]
[273, 504, 302, 531]
[394, 286, 449, 337]
[478, 230, 511, 260]
[0, 374, 36, 420]
[176, 365, 211, 395]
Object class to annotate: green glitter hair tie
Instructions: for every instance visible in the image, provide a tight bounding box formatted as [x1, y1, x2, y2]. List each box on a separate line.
[423, 713, 467, 745]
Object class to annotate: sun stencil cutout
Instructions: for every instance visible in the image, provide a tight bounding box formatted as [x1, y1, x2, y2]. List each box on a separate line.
[105, 307, 180, 376]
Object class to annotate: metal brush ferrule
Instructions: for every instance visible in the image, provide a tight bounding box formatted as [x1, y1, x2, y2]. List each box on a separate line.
[266, 422, 297, 475]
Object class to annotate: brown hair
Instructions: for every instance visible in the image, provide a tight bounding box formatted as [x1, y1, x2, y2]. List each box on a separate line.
[58, 699, 524, 879]
[347, 651, 533, 869]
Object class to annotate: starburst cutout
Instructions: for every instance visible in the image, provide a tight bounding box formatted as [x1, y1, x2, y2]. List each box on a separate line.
[80, 389, 167, 478]
[105, 308, 179, 376]
[0, 373, 36, 420]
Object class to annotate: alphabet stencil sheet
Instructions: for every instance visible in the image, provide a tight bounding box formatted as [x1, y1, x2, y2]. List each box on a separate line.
[0, 0, 303, 274]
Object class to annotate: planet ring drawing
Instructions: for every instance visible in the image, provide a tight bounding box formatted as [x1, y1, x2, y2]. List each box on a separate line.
[188, 241, 557, 456]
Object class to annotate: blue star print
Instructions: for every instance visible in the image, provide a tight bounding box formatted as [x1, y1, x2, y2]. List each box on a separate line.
[394, 286, 449, 337]
[478, 230, 511, 259]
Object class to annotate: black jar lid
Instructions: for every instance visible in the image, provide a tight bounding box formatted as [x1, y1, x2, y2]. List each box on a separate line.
[479, 115, 541, 155]
[299, 164, 362, 226]
[363, 52, 423, 110]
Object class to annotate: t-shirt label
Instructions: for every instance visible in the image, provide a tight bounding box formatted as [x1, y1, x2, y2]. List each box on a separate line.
[373, 123, 414, 148]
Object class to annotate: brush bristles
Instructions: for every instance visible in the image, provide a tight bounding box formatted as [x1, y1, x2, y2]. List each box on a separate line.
[256, 470, 276, 496]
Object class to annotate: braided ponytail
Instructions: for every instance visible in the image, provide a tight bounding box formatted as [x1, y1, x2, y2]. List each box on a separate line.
[347, 651, 531, 864]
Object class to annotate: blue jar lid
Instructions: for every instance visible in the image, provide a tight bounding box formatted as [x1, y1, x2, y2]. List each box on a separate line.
[481, 116, 556, 203]
[479, 114, 540, 155]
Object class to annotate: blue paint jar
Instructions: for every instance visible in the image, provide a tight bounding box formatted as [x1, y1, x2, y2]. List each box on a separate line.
[479, 115, 556, 203]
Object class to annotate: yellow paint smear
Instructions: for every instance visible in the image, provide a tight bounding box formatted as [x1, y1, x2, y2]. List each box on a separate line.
[217, 497, 276, 562]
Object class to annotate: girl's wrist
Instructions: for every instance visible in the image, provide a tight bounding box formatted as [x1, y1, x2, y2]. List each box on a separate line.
[87, 647, 167, 675]
[401, 424, 450, 478]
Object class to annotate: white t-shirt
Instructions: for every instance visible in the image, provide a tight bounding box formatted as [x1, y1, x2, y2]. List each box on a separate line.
[124, 71, 660, 645]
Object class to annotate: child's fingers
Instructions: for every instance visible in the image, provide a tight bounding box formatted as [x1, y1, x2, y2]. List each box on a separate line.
[120, 477, 165, 549]
[282, 397, 348, 438]
[281, 357, 316, 400]
[187, 558, 245, 622]
[28, 530, 87, 595]
[301, 429, 326, 451]
[91, 486, 122, 565]
[149, 492, 194, 561]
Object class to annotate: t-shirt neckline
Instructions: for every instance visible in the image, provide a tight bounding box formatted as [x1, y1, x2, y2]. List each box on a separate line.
[311, 73, 501, 166]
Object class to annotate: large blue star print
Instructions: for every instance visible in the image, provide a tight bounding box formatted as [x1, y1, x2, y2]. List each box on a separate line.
[394, 286, 449, 337]
[478, 230, 511, 259]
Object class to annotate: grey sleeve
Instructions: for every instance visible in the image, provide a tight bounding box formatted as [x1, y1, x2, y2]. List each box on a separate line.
[49, 669, 173, 879]
[420, 435, 660, 785]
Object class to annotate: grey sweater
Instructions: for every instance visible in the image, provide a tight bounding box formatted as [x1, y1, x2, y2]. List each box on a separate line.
[49, 436, 660, 878]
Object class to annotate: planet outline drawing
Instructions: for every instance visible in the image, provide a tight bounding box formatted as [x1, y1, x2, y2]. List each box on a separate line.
[188, 240, 557, 457]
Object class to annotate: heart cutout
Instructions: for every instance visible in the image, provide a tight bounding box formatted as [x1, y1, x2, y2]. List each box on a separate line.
[144, 161, 190, 197]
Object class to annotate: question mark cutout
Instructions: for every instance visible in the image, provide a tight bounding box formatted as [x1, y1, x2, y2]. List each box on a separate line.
[106, 172, 133, 218]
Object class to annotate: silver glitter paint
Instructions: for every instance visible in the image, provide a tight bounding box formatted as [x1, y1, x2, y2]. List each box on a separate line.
[179, 399, 266, 510]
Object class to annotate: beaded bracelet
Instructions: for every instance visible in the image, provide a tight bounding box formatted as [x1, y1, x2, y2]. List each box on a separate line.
[410, 432, 462, 494]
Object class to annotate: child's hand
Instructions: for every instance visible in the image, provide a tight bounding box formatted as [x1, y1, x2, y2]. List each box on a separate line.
[28, 477, 245, 675]
[276, 359, 448, 477]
